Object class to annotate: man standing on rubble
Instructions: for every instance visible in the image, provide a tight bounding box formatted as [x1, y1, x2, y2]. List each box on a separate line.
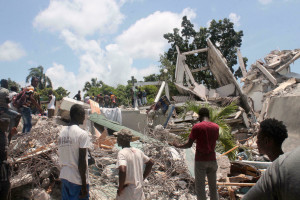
[58, 104, 91, 200]
[17, 77, 43, 134]
[256, 118, 288, 161]
[74, 90, 81, 101]
[171, 108, 219, 200]
[47, 90, 56, 118]
[116, 129, 154, 200]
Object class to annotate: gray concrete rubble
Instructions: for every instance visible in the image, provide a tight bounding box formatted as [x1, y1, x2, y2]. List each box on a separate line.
[8, 47, 300, 199]
[241, 48, 300, 153]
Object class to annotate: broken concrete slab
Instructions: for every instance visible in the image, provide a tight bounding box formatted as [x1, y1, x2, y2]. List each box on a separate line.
[216, 83, 236, 97]
[256, 61, 277, 85]
[265, 96, 300, 153]
[58, 97, 90, 120]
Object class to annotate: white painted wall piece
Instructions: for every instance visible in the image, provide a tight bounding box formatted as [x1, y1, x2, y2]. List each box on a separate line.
[216, 83, 235, 97]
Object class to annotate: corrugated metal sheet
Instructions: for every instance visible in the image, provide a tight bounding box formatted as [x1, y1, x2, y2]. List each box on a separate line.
[89, 113, 158, 143]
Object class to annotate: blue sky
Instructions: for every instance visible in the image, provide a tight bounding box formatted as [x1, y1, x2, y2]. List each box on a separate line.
[0, 0, 299, 96]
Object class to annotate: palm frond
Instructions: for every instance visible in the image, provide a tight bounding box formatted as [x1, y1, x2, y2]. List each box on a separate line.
[216, 102, 238, 120]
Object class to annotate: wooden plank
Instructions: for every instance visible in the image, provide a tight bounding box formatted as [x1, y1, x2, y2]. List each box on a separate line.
[276, 52, 300, 72]
[256, 62, 277, 85]
[237, 48, 247, 77]
[226, 177, 236, 200]
[191, 66, 209, 73]
[182, 48, 208, 55]
[206, 182, 256, 187]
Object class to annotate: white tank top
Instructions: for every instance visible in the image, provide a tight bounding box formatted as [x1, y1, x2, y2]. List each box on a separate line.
[47, 95, 56, 109]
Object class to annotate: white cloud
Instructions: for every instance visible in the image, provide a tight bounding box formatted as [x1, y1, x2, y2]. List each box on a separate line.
[115, 8, 196, 60]
[46, 63, 78, 96]
[229, 13, 241, 27]
[37, 4, 195, 96]
[258, 0, 273, 5]
[0, 41, 26, 61]
[33, 0, 124, 36]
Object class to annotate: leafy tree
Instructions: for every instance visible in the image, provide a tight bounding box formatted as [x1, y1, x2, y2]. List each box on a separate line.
[26, 66, 52, 89]
[7, 78, 21, 91]
[163, 17, 247, 89]
[55, 87, 70, 101]
[180, 101, 238, 160]
[37, 87, 70, 102]
[83, 78, 103, 92]
[127, 78, 137, 85]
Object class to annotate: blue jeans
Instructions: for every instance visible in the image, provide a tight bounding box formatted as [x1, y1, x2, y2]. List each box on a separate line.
[20, 107, 32, 133]
[0, 107, 20, 132]
[61, 179, 89, 200]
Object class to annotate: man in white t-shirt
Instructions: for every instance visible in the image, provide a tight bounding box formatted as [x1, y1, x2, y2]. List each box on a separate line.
[116, 129, 154, 200]
[58, 104, 91, 200]
[47, 90, 56, 118]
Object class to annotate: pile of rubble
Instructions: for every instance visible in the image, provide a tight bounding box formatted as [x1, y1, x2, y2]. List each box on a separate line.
[242, 49, 300, 118]
[9, 117, 65, 199]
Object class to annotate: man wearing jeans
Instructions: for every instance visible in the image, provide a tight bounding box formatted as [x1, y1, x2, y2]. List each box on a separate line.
[18, 77, 43, 133]
[171, 108, 219, 200]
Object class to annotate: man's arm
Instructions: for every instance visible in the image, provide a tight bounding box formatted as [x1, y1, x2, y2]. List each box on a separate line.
[118, 165, 127, 196]
[78, 148, 88, 198]
[143, 159, 154, 180]
[30, 95, 43, 113]
[172, 138, 195, 149]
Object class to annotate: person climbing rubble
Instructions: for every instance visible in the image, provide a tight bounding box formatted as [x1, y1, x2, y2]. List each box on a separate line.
[115, 129, 154, 200]
[256, 118, 288, 162]
[14, 77, 43, 134]
[58, 104, 91, 200]
[170, 107, 219, 200]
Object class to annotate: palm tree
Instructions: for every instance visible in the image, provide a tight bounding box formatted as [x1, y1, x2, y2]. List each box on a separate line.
[26, 66, 52, 89]
[83, 78, 102, 92]
[180, 101, 238, 160]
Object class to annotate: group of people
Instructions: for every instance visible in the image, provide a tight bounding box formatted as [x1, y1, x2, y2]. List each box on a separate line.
[1, 77, 300, 200]
[0, 77, 56, 199]
[73, 91, 118, 108]
[57, 104, 154, 200]
[57, 103, 300, 200]
[131, 86, 147, 108]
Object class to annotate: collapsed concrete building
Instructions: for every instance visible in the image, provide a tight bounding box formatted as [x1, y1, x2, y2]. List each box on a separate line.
[7, 40, 300, 199]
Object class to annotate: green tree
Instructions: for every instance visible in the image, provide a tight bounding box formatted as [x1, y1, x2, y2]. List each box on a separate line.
[180, 101, 238, 160]
[163, 17, 247, 89]
[26, 66, 52, 89]
[83, 78, 103, 92]
[7, 78, 21, 91]
[55, 87, 70, 101]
